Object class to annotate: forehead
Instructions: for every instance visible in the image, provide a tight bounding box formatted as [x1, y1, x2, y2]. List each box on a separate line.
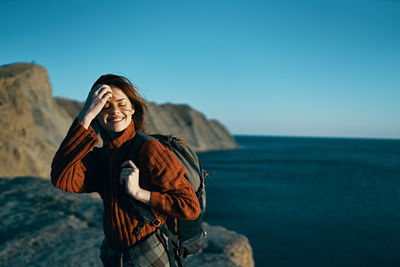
[110, 87, 129, 100]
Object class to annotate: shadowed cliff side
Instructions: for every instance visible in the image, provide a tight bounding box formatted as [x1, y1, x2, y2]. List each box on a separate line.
[0, 177, 254, 267]
[0, 62, 238, 178]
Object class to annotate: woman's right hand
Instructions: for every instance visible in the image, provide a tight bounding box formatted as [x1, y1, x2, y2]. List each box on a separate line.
[77, 84, 113, 129]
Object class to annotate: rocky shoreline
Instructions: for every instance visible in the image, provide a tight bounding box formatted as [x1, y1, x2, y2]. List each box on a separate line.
[0, 177, 253, 267]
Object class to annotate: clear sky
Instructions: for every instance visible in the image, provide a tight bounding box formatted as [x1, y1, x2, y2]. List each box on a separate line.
[1, 0, 399, 138]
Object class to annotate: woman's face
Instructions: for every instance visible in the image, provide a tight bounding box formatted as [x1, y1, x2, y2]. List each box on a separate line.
[97, 87, 134, 133]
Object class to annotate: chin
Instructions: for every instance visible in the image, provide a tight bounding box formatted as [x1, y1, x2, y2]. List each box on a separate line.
[109, 125, 128, 133]
[102, 121, 128, 133]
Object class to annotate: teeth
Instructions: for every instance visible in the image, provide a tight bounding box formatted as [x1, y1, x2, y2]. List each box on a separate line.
[110, 118, 123, 122]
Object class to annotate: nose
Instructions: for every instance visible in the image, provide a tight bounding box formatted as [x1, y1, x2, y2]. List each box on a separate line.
[109, 105, 122, 114]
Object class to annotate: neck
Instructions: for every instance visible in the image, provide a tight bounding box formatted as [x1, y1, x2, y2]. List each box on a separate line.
[106, 130, 123, 140]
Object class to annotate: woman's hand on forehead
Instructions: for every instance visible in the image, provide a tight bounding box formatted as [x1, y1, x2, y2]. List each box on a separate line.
[77, 84, 113, 129]
[94, 84, 112, 95]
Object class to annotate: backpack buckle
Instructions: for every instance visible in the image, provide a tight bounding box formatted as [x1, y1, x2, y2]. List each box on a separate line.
[152, 218, 161, 227]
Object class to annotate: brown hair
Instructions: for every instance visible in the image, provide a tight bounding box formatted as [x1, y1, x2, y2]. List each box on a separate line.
[91, 74, 147, 132]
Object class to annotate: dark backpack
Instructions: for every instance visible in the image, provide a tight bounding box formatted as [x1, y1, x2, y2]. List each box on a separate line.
[119, 132, 207, 267]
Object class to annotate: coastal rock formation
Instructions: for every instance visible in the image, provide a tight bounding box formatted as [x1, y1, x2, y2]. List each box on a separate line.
[0, 177, 254, 267]
[146, 102, 238, 152]
[0, 62, 238, 178]
[184, 224, 254, 267]
[0, 63, 72, 178]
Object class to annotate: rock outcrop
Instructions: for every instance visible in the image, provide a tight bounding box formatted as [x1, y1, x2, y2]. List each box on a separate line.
[184, 224, 254, 267]
[0, 63, 72, 178]
[0, 177, 254, 267]
[0, 62, 238, 178]
[145, 102, 238, 152]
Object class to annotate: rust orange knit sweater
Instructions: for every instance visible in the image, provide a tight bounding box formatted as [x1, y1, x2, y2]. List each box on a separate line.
[51, 118, 200, 250]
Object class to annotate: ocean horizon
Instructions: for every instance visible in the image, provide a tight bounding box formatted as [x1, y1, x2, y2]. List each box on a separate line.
[233, 134, 400, 141]
[199, 135, 400, 266]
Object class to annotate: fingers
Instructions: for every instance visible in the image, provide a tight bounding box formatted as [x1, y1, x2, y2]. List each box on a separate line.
[121, 160, 136, 169]
[99, 92, 113, 104]
[120, 169, 131, 185]
[89, 85, 112, 107]
[120, 173, 130, 185]
[120, 160, 139, 185]
[97, 87, 113, 103]
[120, 168, 137, 176]
[120, 174, 127, 185]
[98, 85, 112, 97]
[119, 169, 138, 185]
[90, 84, 102, 93]
[92, 84, 111, 97]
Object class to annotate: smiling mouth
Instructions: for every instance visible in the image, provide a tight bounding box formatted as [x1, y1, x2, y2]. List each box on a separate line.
[108, 118, 123, 123]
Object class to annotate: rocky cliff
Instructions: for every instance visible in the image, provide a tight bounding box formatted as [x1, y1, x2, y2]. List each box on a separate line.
[0, 63, 73, 178]
[0, 62, 238, 178]
[0, 177, 254, 267]
[145, 102, 238, 152]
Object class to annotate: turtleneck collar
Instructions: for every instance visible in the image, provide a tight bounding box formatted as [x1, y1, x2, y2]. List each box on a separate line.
[104, 120, 136, 150]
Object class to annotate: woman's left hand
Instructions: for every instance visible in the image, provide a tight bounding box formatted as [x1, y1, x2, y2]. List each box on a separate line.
[120, 160, 151, 205]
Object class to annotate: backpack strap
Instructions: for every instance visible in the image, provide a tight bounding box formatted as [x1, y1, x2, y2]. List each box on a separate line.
[121, 131, 183, 267]
[123, 131, 156, 235]
[129, 131, 154, 163]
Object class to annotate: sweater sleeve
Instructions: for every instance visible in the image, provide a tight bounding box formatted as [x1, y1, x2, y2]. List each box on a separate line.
[51, 118, 101, 193]
[137, 139, 200, 220]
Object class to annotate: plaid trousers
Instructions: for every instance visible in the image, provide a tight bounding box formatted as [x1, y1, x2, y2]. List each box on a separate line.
[100, 231, 170, 267]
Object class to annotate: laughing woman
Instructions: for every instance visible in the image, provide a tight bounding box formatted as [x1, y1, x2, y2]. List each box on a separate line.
[51, 74, 200, 266]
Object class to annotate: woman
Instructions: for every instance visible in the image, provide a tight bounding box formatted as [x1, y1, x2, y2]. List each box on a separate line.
[51, 74, 200, 266]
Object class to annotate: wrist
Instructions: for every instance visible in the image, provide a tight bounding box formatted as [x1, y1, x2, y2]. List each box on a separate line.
[77, 111, 95, 129]
[133, 188, 151, 205]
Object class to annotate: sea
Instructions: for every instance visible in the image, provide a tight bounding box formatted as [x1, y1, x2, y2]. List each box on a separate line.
[198, 135, 400, 267]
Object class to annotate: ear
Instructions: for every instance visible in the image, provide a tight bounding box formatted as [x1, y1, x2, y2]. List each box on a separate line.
[130, 103, 135, 115]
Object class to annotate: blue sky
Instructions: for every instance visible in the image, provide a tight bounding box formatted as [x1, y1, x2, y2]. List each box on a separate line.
[1, 0, 399, 138]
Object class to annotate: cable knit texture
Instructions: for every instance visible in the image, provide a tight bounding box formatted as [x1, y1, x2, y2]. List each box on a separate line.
[51, 118, 200, 250]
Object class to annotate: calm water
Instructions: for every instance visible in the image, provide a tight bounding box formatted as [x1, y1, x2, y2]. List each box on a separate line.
[198, 136, 400, 267]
